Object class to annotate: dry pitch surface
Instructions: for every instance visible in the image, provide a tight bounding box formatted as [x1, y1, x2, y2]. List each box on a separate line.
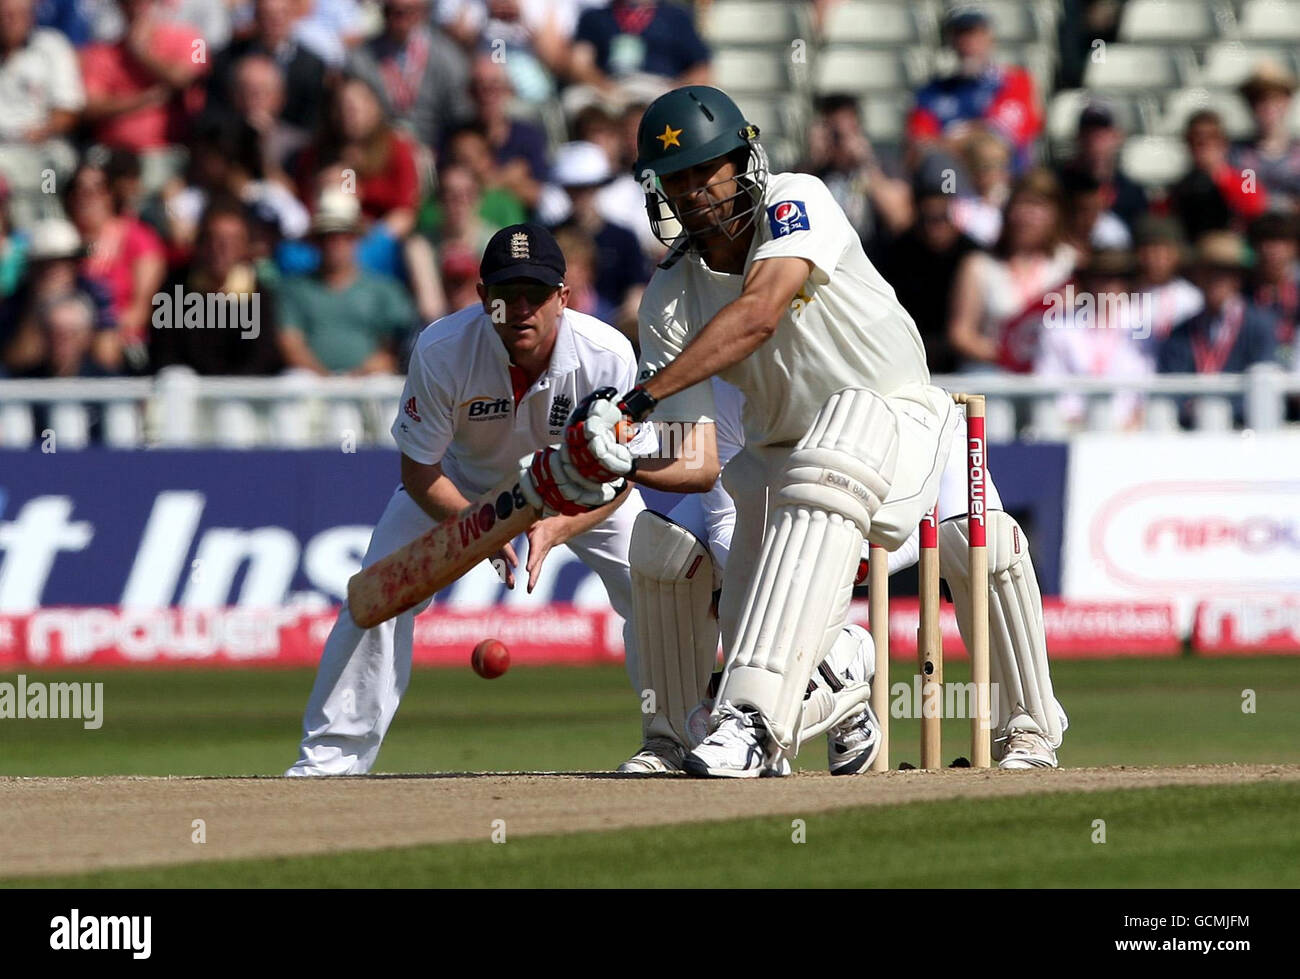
[2, 763, 1297, 879]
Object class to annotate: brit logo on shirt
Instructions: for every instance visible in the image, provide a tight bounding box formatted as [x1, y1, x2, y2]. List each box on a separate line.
[548, 393, 572, 431]
[767, 200, 810, 238]
[404, 397, 421, 423]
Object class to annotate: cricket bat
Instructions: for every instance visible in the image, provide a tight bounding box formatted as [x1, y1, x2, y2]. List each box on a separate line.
[347, 471, 539, 629]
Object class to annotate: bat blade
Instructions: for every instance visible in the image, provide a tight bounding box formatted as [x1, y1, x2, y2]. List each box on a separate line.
[347, 471, 540, 628]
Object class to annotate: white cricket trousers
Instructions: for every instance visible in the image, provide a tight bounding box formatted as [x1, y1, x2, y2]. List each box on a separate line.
[286, 485, 644, 776]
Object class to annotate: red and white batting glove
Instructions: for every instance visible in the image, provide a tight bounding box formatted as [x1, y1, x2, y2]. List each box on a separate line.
[521, 447, 624, 517]
[561, 387, 638, 484]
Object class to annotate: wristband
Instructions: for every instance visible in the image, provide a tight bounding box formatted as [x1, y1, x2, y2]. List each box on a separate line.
[619, 385, 658, 423]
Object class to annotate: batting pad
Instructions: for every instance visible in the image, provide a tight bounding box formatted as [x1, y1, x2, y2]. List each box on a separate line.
[718, 388, 898, 750]
[630, 511, 719, 748]
[939, 511, 1066, 748]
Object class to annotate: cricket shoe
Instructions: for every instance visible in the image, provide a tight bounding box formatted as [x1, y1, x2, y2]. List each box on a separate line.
[997, 729, 1058, 769]
[683, 703, 779, 778]
[686, 698, 790, 776]
[617, 737, 685, 774]
[827, 702, 881, 775]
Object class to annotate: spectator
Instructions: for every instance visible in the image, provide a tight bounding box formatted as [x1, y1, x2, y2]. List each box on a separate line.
[21, 293, 119, 441]
[276, 191, 415, 374]
[1158, 231, 1276, 425]
[0, 218, 117, 374]
[1171, 110, 1268, 241]
[570, 0, 710, 93]
[64, 155, 165, 364]
[950, 130, 1011, 248]
[1056, 101, 1148, 233]
[35, 0, 95, 47]
[907, 6, 1042, 172]
[803, 93, 912, 257]
[881, 180, 979, 375]
[0, 0, 85, 227]
[1060, 167, 1131, 255]
[1248, 213, 1299, 367]
[1232, 61, 1300, 216]
[439, 0, 576, 104]
[553, 225, 615, 325]
[207, 0, 330, 133]
[229, 53, 310, 185]
[427, 161, 503, 255]
[298, 73, 445, 321]
[1133, 214, 1203, 351]
[949, 169, 1076, 372]
[551, 140, 645, 336]
[78, 0, 208, 193]
[1034, 248, 1152, 430]
[348, 0, 472, 152]
[439, 123, 528, 225]
[151, 196, 285, 375]
[439, 239, 480, 311]
[161, 113, 311, 259]
[105, 146, 147, 218]
[464, 54, 549, 212]
[572, 100, 661, 259]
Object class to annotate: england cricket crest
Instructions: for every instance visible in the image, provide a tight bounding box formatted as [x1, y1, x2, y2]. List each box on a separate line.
[548, 392, 572, 432]
[510, 232, 530, 259]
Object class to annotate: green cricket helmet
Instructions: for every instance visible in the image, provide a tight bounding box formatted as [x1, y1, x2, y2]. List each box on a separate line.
[633, 85, 769, 249]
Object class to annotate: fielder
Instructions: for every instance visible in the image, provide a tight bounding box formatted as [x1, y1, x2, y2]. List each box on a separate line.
[287, 223, 652, 776]
[623, 377, 1067, 774]
[561, 85, 962, 777]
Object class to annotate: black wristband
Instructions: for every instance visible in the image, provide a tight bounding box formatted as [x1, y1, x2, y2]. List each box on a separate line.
[619, 385, 658, 423]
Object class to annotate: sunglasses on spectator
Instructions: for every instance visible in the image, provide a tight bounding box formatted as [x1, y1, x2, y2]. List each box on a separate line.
[485, 282, 559, 305]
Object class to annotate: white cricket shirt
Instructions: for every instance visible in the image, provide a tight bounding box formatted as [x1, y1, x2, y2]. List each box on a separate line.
[393, 304, 657, 496]
[638, 171, 930, 446]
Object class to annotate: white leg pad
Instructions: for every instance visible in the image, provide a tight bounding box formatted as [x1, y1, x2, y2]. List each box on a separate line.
[938, 511, 1066, 748]
[717, 388, 898, 750]
[630, 510, 719, 747]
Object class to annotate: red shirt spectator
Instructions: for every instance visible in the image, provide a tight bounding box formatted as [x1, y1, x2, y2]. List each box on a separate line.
[79, 1, 207, 151]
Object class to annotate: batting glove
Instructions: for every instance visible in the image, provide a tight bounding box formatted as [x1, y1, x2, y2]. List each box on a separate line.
[562, 387, 637, 484]
[521, 447, 625, 517]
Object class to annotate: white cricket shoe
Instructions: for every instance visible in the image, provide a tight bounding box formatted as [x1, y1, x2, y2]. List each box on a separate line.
[998, 729, 1058, 769]
[617, 737, 685, 774]
[683, 703, 778, 778]
[827, 703, 881, 775]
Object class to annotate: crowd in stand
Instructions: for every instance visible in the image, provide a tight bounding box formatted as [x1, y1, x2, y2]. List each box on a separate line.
[0, 1, 1297, 435]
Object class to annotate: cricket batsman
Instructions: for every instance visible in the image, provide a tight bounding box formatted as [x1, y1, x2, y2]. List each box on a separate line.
[621, 377, 1068, 774]
[287, 223, 653, 776]
[563, 85, 1001, 776]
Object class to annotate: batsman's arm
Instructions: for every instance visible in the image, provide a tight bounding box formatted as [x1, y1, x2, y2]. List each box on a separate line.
[629, 421, 720, 493]
[637, 257, 811, 406]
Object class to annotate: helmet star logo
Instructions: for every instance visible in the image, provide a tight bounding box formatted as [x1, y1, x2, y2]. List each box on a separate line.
[656, 124, 683, 149]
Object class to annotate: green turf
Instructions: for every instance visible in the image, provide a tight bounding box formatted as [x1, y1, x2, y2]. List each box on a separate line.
[10, 781, 1298, 888]
[1, 656, 1297, 776]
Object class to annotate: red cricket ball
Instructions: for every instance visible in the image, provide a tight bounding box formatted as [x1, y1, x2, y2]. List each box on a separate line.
[471, 638, 510, 679]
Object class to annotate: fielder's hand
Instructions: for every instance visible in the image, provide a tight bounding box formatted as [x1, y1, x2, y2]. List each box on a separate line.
[561, 387, 637, 484]
[520, 447, 625, 517]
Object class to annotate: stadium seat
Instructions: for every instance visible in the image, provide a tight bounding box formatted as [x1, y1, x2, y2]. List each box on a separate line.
[1160, 87, 1255, 139]
[712, 47, 795, 93]
[733, 94, 802, 142]
[1238, 0, 1300, 41]
[820, 1, 925, 45]
[861, 95, 909, 144]
[813, 46, 911, 93]
[1120, 134, 1192, 187]
[964, 0, 1048, 43]
[701, 0, 810, 46]
[1083, 45, 1183, 90]
[1117, 0, 1224, 43]
[1197, 42, 1292, 88]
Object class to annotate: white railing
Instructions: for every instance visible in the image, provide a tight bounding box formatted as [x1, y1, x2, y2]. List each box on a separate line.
[1, 364, 1298, 448]
[932, 363, 1300, 442]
